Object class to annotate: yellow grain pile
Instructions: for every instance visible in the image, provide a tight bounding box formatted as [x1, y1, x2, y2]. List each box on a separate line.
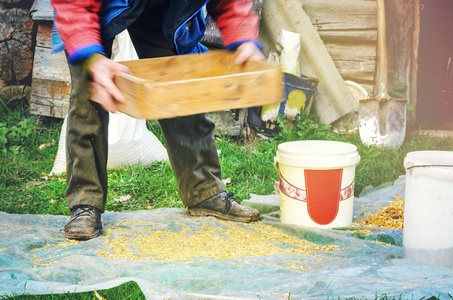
[359, 195, 405, 230]
[97, 220, 338, 262]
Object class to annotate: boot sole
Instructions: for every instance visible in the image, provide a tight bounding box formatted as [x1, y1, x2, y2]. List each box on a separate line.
[64, 229, 101, 241]
[187, 208, 260, 223]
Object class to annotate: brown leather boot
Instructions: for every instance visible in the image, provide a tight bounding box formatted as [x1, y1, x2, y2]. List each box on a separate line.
[187, 192, 261, 223]
[64, 205, 102, 240]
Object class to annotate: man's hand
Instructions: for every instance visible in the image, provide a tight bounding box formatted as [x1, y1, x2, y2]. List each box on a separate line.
[89, 57, 131, 113]
[234, 41, 265, 64]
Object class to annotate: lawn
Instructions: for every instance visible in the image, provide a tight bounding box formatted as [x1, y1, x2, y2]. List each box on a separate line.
[2, 100, 452, 216]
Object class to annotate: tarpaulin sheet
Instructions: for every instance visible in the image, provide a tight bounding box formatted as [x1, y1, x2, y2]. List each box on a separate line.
[1, 176, 453, 299]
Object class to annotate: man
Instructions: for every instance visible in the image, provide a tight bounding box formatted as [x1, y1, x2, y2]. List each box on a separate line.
[51, 0, 264, 240]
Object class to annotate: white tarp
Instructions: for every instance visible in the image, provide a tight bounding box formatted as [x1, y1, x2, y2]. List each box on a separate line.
[2, 177, 453, 299]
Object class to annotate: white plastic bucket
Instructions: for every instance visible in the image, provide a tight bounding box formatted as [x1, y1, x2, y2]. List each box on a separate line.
[274, 140, 360, 228]
[403, 151, 453, 269]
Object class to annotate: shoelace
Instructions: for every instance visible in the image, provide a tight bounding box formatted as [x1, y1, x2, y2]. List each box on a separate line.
[224, 192, 237, 211]
[62, 206, 99, 233]
[67, 206, 96, 224]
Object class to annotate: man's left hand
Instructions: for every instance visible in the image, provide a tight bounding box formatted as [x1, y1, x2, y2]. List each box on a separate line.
[234, 41, 265, 64]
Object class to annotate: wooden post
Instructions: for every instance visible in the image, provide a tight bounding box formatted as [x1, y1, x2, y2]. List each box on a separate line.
[385, 0, 420, 128]
[410, 0, 420, 127]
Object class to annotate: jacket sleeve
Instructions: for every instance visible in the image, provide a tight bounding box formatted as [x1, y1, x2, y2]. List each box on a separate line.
[206, 0, 260, 49]
[51, 0, 104, 65]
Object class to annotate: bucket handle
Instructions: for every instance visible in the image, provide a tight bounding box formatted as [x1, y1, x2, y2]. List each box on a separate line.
[406, 164, 453, 170]
[273, 157, 279, 172]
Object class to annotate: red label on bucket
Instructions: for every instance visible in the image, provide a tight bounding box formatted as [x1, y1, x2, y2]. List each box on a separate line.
[279, 170, 354, 225]
[304, 169, 342, 225]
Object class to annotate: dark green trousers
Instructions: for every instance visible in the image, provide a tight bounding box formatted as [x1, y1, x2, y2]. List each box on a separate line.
[66, 2, 225, 212]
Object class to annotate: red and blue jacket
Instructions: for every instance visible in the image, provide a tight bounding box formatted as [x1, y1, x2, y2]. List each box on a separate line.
[51, 0, 261, 65]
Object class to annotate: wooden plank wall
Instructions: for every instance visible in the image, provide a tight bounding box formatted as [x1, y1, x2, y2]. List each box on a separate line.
[30, 22, 71, 118]
[301, 0, 377, 94]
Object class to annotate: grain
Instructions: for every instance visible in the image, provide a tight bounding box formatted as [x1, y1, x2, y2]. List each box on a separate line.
[97, 220, 338, 262]
[359, 195, 404, 230]
[29, 239, 79, 266]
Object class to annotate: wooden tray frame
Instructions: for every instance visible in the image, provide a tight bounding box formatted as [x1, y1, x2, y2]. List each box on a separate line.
[110, 51, 282, 120]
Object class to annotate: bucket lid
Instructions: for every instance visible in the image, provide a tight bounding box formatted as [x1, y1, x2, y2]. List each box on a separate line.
[276, 140, 359, 168]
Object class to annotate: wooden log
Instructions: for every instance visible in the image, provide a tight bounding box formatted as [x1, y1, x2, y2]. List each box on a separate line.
[0, 7, 34, 85]
[0, 85, 30, 101]
[0, 0, 34, 6]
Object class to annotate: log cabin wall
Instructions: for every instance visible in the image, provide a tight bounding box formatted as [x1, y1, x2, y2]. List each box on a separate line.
[300, 0, 378, 95]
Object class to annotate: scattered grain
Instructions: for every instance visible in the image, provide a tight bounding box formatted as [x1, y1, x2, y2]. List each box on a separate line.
[353, 229, 372, 235]
[359, 195, 404, 230]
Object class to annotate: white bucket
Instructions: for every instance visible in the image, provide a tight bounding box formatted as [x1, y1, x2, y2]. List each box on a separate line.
[403, 151, 453, 269]
[274, 140, 360, 228]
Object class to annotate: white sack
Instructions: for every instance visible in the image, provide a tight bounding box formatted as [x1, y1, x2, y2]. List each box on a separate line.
[276, 29, 301, 77]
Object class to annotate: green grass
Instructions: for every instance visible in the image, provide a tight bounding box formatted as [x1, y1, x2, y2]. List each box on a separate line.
[1, 95, 453, 215]
[0, 281, 146, 299]
[352, 130, 453, 194]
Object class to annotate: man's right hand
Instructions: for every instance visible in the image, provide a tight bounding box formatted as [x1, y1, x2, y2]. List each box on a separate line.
[89, 56, 131, 113]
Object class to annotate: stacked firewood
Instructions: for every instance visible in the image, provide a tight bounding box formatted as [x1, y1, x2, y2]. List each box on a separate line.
[0, 0, 34, 93]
